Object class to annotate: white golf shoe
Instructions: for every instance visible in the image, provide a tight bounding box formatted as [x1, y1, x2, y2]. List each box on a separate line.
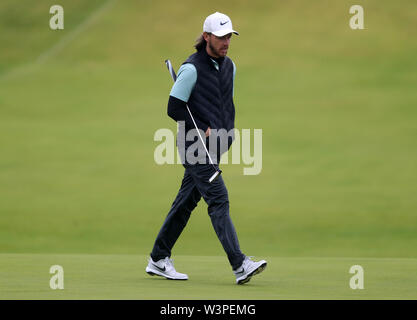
[234, 256, 267, 285]
[146, 257, 188, 280]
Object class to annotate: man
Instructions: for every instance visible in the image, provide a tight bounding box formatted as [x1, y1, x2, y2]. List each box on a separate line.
[146, 12, 267, 285]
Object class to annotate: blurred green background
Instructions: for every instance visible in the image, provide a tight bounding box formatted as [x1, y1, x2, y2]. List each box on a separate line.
[1, 0, 416, 261]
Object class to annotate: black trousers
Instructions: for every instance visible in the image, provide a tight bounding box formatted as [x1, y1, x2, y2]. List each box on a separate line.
[150, 164, 245, 270]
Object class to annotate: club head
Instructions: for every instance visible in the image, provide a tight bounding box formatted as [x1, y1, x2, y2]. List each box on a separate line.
[208, 169, 222, 183]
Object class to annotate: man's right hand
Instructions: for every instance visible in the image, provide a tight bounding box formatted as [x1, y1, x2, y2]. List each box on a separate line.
[205, 127, 211, 137]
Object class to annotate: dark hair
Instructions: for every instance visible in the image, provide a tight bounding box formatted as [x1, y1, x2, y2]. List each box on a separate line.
[194, 33, 208, 51]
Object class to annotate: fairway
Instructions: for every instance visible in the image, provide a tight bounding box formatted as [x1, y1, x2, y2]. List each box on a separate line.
[1, 0, 416, 300]
[1, 254, 416, 299]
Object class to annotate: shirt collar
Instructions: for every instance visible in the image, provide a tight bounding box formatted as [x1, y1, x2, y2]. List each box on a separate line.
[201, 48, 224, 71]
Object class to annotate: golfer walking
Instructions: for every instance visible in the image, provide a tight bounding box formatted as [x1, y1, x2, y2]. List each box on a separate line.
[146, 12, 267, 284]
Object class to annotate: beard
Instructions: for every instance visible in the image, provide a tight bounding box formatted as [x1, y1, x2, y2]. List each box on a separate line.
[208, 40, 226, 57]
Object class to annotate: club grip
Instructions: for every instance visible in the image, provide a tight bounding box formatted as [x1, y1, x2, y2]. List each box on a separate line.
[165, 59, 177, 82]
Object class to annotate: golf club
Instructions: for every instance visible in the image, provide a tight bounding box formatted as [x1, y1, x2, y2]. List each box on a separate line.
[165, 59, 222, 183]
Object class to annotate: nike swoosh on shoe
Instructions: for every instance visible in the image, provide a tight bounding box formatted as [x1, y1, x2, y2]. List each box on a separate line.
[152, 264, 166, 272]
[235, 268, 245, 276]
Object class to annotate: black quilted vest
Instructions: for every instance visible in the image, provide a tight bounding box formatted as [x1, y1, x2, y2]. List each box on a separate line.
[180, 49, 235, 163]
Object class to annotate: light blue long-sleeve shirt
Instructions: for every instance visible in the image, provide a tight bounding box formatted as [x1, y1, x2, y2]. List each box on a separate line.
[170, 59, 236, 103]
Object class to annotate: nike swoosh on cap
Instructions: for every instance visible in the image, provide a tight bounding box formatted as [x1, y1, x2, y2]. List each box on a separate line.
[220, 20, 229, 26]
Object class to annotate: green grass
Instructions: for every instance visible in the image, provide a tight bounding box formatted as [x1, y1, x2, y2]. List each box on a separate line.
[1, 254, 416, 299]
[0, 0, 416, 299]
